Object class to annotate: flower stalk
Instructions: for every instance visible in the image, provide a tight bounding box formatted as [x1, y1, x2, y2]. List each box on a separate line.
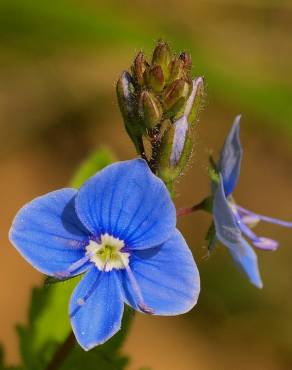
[45, 332, 75, 370]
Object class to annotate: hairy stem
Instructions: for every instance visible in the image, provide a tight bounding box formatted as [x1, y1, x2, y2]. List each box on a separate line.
[45, 331, 75, 370]
[177, 198, 212, 217]
[176, 203, 203, 217]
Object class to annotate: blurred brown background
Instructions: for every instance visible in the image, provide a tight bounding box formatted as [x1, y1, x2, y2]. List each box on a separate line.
[1, 0, 292, 369]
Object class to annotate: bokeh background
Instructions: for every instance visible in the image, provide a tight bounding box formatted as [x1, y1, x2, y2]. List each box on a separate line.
[1, 0, 292, 369]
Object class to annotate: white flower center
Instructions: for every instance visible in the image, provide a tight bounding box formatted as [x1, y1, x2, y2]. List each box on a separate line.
[86, 233, 129, 272]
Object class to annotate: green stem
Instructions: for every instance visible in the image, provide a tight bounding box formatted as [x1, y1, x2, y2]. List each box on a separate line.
[165, 180, 175, 198]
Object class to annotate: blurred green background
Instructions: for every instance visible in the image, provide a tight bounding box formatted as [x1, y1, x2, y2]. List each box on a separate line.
[1, 0, 292, 369]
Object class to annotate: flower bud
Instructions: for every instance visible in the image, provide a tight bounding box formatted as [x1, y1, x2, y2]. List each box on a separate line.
[139, 90, 163, 129]
[145, 65, 165, 92]
[157, 117, 193, 192]
[132, 51, 147, 86]
[152, 41, 171, 79]
[179, 52, 192, 72]
[157, 77, 205, 188]
[169, 116, 189, 166]
[185, 77, 204, 126]
[163, 78, 190, 115]
[116, 71, 143, 153]
[168, 58, 185, 83]
[116, 71, 135, 123]
[115, 40, 205, 190]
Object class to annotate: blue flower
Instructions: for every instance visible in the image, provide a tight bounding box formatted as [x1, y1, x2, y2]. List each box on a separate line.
[212, 116, 292, 288]
[9, 159, 200, 350]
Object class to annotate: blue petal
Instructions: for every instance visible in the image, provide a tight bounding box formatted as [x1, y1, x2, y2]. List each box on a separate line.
[76, 159, 176, 249]
[218, 115, 242, 196]
[227, 237, 263, 289]
[120, 230, 200, 315]
[9, 189, 90, 276]
[213, 178, 263, 288]
[69, 267, 124, 350]
[213, 175, 242, 247]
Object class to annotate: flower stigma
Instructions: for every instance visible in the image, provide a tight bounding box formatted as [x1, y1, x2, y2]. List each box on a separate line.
[86, 233, 130, 272]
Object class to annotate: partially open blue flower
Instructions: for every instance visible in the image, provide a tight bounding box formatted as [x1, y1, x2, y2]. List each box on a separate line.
[9, 159, 200, 350]
[212, 116, 292, 288]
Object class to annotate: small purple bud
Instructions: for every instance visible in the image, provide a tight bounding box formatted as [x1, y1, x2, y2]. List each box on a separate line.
[170, 115, 189, 166]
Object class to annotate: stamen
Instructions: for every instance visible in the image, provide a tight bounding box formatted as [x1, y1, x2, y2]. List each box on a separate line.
[124, 264, 154, 315]
[253, 237, 278, 251]
[233, 209, 258, 240]
[232, 206, 279, 251]
[86, 234, 129, 272]
[55, 254, 92, 279]
[236, 205, 292, 228]
[240, 214, 260, 227]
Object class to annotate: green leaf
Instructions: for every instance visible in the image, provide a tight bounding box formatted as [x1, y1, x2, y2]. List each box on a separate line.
[17, 277, 81, 370]
[70, 147, 115, 188]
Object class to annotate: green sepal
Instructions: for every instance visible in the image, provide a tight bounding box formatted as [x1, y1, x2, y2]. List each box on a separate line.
[44, 274, 84, 286]
[208, 155, 220, 184]
[205, 221, 217, 253]
[200, 196, 213, 214]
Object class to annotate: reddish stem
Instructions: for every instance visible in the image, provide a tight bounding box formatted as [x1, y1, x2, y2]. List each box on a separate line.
[176, 202, 204, 217]
[45, 331, 75, 370]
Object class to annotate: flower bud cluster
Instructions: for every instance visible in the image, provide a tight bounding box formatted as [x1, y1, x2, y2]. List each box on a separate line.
[116, 40, 204, 191]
